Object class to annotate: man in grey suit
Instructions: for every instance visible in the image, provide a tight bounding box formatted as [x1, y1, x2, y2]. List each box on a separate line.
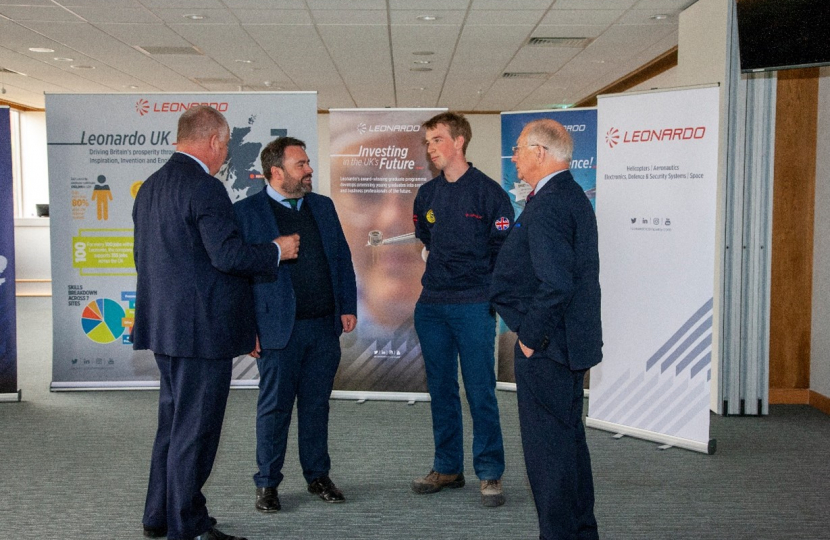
[133, 106, 298, 540]
[491, 119, 602, 540]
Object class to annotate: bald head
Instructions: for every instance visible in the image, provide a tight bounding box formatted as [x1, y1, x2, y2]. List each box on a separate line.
[177, 105, 229, 144]
[522, 119, 573, 164]
[175, 105, 230, 176]
[512, 119, 573, 187]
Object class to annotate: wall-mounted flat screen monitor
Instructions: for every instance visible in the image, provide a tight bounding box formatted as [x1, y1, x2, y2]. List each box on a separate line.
[736, 0, 830, 73]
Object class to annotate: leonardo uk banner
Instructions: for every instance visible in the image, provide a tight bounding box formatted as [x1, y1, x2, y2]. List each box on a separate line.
[587, 86, 720, 454]
[0, 106, 18, 397]
[46, 93, 318, 389]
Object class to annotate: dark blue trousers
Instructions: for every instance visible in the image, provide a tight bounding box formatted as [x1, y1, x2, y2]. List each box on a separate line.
[254, 317, 341, 488]
[514, 345, 598, 540]
[143, 354, 232, 540]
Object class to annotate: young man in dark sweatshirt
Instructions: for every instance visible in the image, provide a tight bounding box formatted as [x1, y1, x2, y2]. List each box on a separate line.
[411, 112, 514, 507]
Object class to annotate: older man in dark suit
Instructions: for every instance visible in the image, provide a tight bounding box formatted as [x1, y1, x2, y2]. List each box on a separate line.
[491, 119, 602, 540]
[133, 106, 298, 540]
[233, 137, 357, 514]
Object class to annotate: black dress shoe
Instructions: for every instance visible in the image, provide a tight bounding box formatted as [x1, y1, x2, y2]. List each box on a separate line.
[195, 527, 247, 540]
[143, 517, 217, 538]
[255, 486, 281, 512]
[307, 475, 345, 503]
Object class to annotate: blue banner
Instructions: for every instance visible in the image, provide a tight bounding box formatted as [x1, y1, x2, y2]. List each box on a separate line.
[0, 106, 18, 395]
[497, 108, 597, 384]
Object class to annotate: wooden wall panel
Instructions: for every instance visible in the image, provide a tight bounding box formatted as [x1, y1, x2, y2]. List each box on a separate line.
[769, 68, 819, 395]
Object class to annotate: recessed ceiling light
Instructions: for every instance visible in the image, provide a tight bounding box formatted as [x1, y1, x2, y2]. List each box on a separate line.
[70, 65, 95, 69]
[410, 67, 433, 72]
[183, 14, 206, 20]
[235, 59, 252, 64]
[53, 57, 74, 62]
[416, 15, 438, 21]
[413, 87, 426, 91]
[650, 14, 668, 20]
[125, 85, 139, 89]
[29, 47, 55, 53]
[413, 51, 434, 56]
[592, 60, 605, 64]
[413, 60, 431, 65]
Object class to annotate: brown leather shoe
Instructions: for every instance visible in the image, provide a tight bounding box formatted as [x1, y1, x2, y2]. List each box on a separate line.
[255, 486, 281, 513]
[411, 469, 465, 494]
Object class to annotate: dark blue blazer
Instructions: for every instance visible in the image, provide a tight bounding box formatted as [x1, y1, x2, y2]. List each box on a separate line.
[132, 153, 281, 360]
[490, 170, 603, 371]
[233, 188, 357, 350]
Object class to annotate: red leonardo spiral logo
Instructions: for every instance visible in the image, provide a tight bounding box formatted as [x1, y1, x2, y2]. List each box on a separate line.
[605, 127, 620, 148]
[135, 99, 149, 116]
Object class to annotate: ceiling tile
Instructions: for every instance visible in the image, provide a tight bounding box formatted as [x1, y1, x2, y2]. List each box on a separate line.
[465, 10, 547, 25]
[307, 0, 386, 8]
[390, 10, 466, 25]
[389, 0, 471, 10]
[540, 9, 624, 26]
[472, 0, 553, 9]
[66, 7, 160, 24]
[311, 9, 387, 25]
[0, 5, 82, 22]
[230, 9, 312, 25]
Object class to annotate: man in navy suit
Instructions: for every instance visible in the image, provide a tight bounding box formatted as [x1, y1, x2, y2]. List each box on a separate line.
[233, 137, 357, 513]
[491, 119, 602, 540]
[133, 106, 298, 540]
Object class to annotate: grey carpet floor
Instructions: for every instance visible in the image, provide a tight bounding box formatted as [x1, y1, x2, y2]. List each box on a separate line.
[2, 297, 830, 539]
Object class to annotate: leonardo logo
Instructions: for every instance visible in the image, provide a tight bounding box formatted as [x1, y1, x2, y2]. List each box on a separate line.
[357, 122, 367, 134]
[605, 127, 620, 148]
[135, 99, 150, 117]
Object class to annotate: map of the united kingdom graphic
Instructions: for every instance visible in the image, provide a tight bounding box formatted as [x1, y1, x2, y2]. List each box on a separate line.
[219, 115, 263, 202]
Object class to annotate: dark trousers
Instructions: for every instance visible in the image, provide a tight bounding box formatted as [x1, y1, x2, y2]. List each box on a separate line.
[515, 345, 598, 540]
[254, 317, 341, 488]
[143, 354, 232, 540]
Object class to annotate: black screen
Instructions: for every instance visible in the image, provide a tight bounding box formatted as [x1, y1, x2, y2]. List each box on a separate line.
[736, 0, 830, 73]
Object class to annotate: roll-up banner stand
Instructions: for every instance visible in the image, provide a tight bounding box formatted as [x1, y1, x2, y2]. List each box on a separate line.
[497, 108, 597, 391]
[328, 108, 446, 402]
[587, 86, 720, 454]
[0, 106, 21, 402]
[46, 93, 318, 390]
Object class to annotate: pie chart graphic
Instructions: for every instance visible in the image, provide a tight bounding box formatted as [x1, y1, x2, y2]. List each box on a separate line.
[81, 298, 126, 344]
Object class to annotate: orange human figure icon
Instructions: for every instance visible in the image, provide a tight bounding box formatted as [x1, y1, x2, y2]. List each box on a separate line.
[91, 174, 113, 220]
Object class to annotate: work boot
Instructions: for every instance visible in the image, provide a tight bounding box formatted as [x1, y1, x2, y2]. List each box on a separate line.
[411, 469, 465, 494]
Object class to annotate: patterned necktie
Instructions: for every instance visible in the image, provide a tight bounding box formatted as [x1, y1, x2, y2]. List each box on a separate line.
[526, 190, 536, 203]
[285, 198, 299, 210]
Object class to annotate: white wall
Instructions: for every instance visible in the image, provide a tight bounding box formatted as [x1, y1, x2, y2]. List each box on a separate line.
[811, 67, 830, 398]
[18, 111, 48, 218]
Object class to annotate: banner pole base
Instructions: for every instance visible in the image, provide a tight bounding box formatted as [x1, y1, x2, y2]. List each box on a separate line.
[0, 389, 22, 402]
[586, 416, 716, 455]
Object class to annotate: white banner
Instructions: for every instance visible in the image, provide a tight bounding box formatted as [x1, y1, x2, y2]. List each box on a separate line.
[46, 92, 317, 389]
[587, 86, 720, 453]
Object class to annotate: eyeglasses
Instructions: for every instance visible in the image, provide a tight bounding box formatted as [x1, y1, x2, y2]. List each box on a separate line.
[511, 144, 547, 155]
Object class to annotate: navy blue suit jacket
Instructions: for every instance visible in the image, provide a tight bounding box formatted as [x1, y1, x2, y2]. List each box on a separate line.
[233, 188, 357, 350]
[490, 170, 602, 371]
[132, 153, 281, 360]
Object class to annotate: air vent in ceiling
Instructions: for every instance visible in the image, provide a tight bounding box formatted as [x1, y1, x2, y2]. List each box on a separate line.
[134, 46, 203, 56]
[502, 72, 549, 79]
[526, 37, 592, 48]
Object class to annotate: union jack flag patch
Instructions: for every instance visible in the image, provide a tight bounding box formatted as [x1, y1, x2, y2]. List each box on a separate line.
[495, 217, 510, 231]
